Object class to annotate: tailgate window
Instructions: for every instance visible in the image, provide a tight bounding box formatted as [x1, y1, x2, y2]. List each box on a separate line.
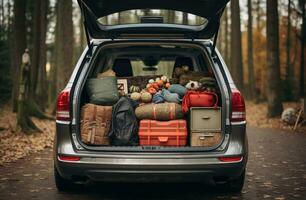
[98, 9, 208, 26]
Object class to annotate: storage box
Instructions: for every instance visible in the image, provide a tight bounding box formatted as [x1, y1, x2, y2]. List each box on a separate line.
[190, 132, 222, 147]
[138, 120, 187, 146]
[190, 107, 221, 132]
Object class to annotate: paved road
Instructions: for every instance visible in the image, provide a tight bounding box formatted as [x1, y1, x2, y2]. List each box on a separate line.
[0, 126, 305, 200]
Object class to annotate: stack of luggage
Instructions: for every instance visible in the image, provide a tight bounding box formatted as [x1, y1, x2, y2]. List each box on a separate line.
[80, 65, 222, 148]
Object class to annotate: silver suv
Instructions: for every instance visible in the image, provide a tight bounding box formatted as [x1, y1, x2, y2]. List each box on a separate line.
[54, 0, 248, 193]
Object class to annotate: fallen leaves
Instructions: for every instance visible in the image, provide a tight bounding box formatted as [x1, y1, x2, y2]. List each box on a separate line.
[0, 106, 55, 165]
[246, 101, 306, 133]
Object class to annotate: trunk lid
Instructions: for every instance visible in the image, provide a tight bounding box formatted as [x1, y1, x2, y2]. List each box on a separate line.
[77, 0, 229, 40]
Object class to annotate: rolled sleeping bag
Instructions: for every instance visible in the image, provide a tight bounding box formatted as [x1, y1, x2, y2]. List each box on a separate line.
[135, 103, 184, 121]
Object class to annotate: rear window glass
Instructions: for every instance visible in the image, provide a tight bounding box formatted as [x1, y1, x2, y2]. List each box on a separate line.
[131, 60, 175, 77]
[98, 9, 208, 26]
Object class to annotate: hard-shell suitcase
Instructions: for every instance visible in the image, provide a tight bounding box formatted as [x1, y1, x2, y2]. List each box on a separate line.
[138, 120, 187, 146]
[80, 104, 112, 145]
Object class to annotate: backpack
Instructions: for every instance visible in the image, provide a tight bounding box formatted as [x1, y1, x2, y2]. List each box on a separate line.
[109, 97, 139, 146]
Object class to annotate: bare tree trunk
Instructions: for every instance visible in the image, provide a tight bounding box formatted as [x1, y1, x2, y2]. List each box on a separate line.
[300, 0, 306, 116]
[230, 0, 244, 90]
[79, 14, 86, 50]
[11, 0, 27, 112]
[256, 0, 261, 30]
[284, 0, 295, 101]
[183, 12, 188, 25]
[144, 9, 150, 16]
[168, 10, 175, 23]
[31, 0, 41, 97]
[118, 12, 121, 24]
[7, 1, 12, 37]
[0, 0, 4, 39]
[55, 0, 73, 94]
[285, 0, 292, 83]
[17, 51, 41, 134]
[266, 0, 283, 117]
[247, 0, 255, 100]
[35, 0, 48, 110]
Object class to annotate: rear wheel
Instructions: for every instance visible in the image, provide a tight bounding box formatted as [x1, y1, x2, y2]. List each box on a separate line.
[216, 170, 245, 193]
[54, 166, 80, 192]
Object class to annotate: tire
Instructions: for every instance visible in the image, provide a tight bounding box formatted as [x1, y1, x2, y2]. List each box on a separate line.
[54, 166, 80, 192]
[216, 170, 245, 193]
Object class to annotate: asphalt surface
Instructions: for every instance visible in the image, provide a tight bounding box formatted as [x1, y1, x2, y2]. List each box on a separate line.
[0, 126, 305, 200]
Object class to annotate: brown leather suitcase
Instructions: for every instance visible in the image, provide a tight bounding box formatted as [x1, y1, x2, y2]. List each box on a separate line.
[80, 104, 112, 145]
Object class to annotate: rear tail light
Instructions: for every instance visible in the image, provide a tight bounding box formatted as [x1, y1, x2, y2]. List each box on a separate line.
[219, 156, 243, 163]
[230, 89, 245, 122]
[58, 155, 80, 162]
[56, 88, 71, 121]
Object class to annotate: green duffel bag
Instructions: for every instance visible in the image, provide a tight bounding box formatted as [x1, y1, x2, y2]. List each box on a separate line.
[86, 77, 119, 106]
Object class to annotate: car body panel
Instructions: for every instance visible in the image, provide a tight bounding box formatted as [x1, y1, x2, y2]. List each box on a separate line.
[54, 38, 248, 183]
[77, 0, 229, 39]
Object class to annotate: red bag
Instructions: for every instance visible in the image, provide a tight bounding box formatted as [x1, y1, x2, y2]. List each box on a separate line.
[182, 91, 218, 113]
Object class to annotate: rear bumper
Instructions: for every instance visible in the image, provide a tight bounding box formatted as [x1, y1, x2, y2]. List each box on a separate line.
[56, 156, 245, 182]
[54, 122, 247, 182]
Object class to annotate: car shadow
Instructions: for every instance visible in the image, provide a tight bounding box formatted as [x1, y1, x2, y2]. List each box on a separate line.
[60, 181, 243, 200]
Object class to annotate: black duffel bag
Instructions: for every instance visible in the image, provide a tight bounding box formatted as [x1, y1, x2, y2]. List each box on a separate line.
[109, 97, 139, 146]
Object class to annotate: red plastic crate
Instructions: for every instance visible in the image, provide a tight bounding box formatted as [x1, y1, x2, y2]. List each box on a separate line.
[138, 120, 187, 146]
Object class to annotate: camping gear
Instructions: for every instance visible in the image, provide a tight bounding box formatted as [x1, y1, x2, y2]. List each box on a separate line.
[161, 75, 168, 82]
[129, 85, 141, 93]
[138, 120, 187, 146]
[109, 97, 139, 146]
[199, 77, 217, 87]
[190, 107, 221, 131]
[97, 69, 116, 78]
[152, 92, 165, 104]
[147, 87, 157, 95]
[189, 107, 222, 147]
[135, 103, 184, 121]
[80, 104, 112, 145]
[130, 92, 141, 101]
[168, 84, 187, 97]
[199, 77, 218, 92]
[140, 92, 152, 103]
[179, 71, 211, 86]
[126, 75, 160, 89]
[281, 108, 302, 125]
[182, 91, 218, 113]
[190, 132, 222, 147]
[86, 77, 119, 105]
[161, 89, 181, 104]
[185, 81, 201, 90]
[172, 66, 190, 84]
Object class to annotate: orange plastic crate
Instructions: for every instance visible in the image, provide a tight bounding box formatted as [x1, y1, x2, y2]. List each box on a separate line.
[138, 120, 187, 146]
